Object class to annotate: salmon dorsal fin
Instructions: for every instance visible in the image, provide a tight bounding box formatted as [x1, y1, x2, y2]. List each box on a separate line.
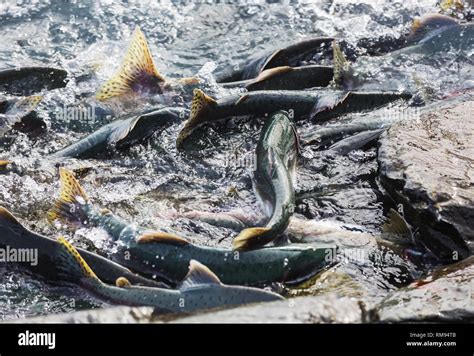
[180, 260, 222, 290]
[136, 231, 190, 246]
[96, 26, 165, 101]
[407, 14, 459, 44]
[6, 95, 42, 118]
[331, 41, 354, 89]
[176, 89, 217, 148]
[232, 227, 272, 251]
[251, 66, 293, 84]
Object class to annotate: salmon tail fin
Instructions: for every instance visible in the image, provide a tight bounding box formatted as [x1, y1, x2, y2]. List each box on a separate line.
[47, 167, 91, 229]
[407, 14, 459, 44]
[439, 0, 465, 12]
[382, 208, 412, 236]
[96, 26, 165, 101]
[176, 89, 217, 149]
[4, 95, 42, 127]
[332, 41, 354, 89]
[0, 160, 11, 169]
[232, 227, 272, 251]
[7, 95, 42, 116]
[56, 236, 101, 282]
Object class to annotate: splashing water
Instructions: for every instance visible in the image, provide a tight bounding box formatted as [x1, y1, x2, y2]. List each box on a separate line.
[0, 0, 471, 320]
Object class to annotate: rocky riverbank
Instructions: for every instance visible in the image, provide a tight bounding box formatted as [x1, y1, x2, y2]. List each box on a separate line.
[378, 99, 474, 261]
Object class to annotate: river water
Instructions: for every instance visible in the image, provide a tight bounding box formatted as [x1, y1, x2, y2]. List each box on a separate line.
[0, 0, 472, 320]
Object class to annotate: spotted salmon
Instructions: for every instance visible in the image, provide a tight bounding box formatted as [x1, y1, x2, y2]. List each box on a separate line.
[55, 237, 283, 314]
[49, 107, 186, 159]
[0, 206, 162, 287]
[233, 111, 298, 251]
[48, 168, 335, 286]
[176, 88, 410, 149]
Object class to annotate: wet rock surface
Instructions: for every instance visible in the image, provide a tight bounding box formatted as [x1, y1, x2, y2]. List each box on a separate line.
[167, 293, 365, 323]
[4, 294, 366, 324]
[376, 257, 474, 323]
[7, 258, 472, 324]
[378, 100, 474, 260]
[4, 306, 155, 324]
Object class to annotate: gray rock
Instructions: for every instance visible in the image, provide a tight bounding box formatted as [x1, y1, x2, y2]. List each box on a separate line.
[377, 257, 474, 322]
[167, 293, 365, 323]
[3, 294, 368, 324]
[378, 100, 474, 260]
[4, 306, 155, 324]
[3, 296, 366, 324]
